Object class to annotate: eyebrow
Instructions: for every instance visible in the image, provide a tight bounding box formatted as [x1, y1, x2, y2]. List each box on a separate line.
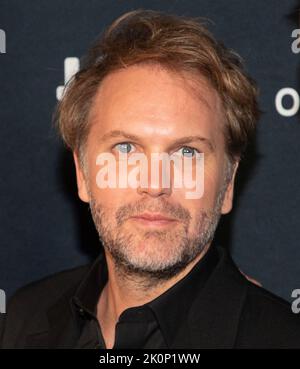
[98, 130, 215, 152]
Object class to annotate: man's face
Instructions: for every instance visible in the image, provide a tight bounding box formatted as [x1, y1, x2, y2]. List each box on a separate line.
[74, 64, 238, 281]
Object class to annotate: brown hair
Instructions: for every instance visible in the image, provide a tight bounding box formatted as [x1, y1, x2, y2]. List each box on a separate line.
[54, 9, 260, 165]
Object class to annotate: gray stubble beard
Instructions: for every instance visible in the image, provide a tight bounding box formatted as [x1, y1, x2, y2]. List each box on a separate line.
[88, 158, 234, 287]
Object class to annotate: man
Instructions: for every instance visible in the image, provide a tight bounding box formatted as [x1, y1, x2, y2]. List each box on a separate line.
[1, 9, 300, 349]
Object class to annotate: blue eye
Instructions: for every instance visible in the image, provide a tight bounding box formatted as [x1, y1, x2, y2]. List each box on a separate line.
[115, 142, 134, 154]
[180, 146, 198, 157]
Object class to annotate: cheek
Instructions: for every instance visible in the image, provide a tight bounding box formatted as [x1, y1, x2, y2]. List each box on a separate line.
[202, 162, 224, 207]
[175, 152, 224, 206]
[88, 162, 138, 211]
[90, 185, 133, 209]
[204, 172, 218, 199]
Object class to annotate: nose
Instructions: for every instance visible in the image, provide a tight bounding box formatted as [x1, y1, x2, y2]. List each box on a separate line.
[136, 152, 172, 198]
[137, 184, 171, 198]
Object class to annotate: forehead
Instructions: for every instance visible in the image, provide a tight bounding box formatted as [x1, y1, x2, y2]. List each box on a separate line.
[88, 64, 225, 145]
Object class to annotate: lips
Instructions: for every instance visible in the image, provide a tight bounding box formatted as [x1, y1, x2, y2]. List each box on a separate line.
[131, 212, 176, 222]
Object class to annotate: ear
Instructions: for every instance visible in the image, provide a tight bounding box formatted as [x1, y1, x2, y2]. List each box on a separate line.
[73, 151, 89, 203]
[221, 160, 239, 215]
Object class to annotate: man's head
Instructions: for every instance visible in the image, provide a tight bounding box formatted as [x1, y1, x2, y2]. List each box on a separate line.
[55, 10, 260, 283]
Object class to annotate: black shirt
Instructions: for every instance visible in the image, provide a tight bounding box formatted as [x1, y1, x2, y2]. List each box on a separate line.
[2, 244, 300, 348]
[70, 243, 219, 349]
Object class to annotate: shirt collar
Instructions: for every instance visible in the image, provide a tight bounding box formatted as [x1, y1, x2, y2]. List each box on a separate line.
[71, 241, 219, 347]
[71, 251, 107, 318]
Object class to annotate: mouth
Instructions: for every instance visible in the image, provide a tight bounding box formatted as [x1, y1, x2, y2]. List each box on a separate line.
[129, 213, 178, 227]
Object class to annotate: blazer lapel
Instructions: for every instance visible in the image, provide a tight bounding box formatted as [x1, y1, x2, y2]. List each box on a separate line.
[186, 247, 247, 348]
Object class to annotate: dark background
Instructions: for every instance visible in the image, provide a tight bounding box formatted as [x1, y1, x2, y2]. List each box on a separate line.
[0, 0, 300, 301]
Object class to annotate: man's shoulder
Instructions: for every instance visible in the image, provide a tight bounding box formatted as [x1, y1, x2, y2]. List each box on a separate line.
[8, 262, 91, 310]
[237, 278, 300, 347]
[218, 246, 298, 323]
[214, 247, 300, 348]
[0, 261, 93, 348]
[244, 281, 296, 320]
[12, 263, 91, 299]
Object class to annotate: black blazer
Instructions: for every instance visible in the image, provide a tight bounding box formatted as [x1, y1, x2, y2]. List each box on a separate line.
[1, 247, 300, 349]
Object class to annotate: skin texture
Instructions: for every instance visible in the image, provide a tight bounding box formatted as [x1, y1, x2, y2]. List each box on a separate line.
[73, 63, 239, 348]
